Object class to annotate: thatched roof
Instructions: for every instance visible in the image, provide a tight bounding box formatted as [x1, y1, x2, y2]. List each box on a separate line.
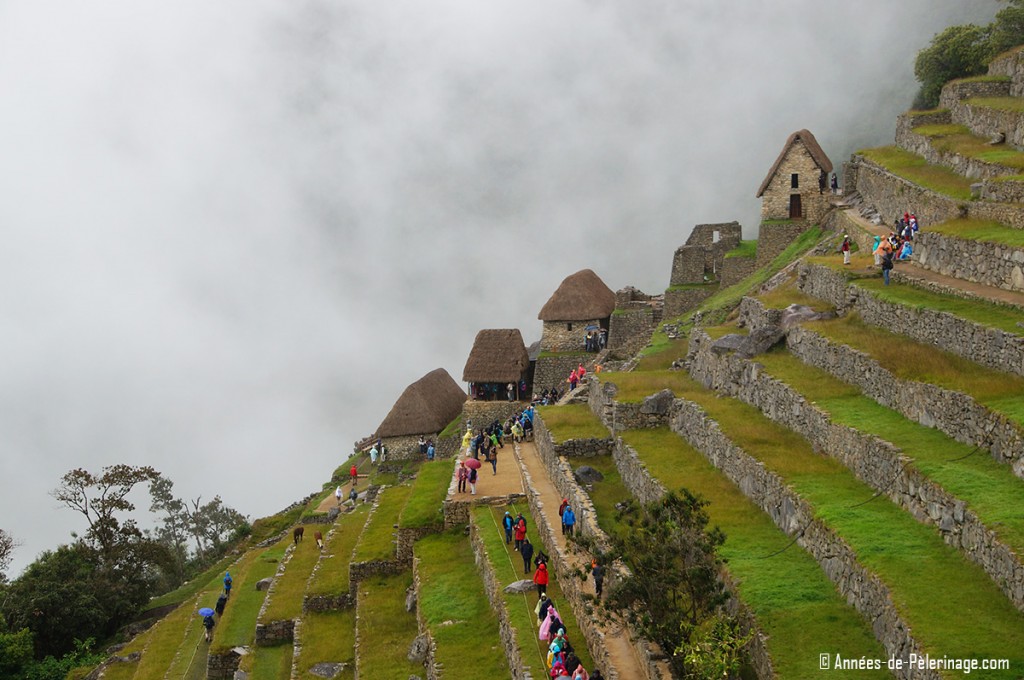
[756, 129, 833, 198]
[376, 368, 466, 438]
[537, 269, 616, 321]
[462, 329, 530, 383]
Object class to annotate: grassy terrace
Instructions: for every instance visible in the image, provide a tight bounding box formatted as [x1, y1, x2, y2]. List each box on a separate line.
[914, 124, 1024, 170]
[296, 610, 356, 679]
[473, 505, 596, 673]
[756, 277, 833, 311]
[399, 460, 454, 530]
[858, 146, 973, 200]
[260, 529, 329, 623]
[569, 456, 629, 539]
[725, 240, 757, 259]
[804, 314, 1024, 428]
[306, 504, 371, 597]
[597, 370, 691, 404]
[242, 645, 292, 679]
[755, 348, 1024, 553]
[928, 217, 1024, 248]
[352, 484, 414, 564]
[357, 572, 423, 680]
[415, 532, 510, 677]
[665, 374, 1024, 672]
[619, 428, 888, 678]
[146, 554, 236, 610]
[966, 95, 1024, 112]
[214, 538, 290, 652]
[537, 404, 609, 441]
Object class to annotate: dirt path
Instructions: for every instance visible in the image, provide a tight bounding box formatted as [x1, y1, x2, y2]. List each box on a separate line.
[513, 440, 654, 680]
[840, 206, 1024, 309]
[446, 440, 525, 500]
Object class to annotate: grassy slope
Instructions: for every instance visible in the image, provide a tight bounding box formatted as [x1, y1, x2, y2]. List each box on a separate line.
[356, 572, 424, 680]
[755, 348, 1024, 552]
[352, 484, 415, 563]
[536, 404, 609, 441]
[858, 146, 973, 200]
[296, 610, 356, 679]
[400, 460, 454, 530]
[619, 428, 888, 678]
[669, 373, 1024, 671]
[415, 532, 510, 677]
[804, 313, 1024, 428]
[214, 539, 289, 652]
[306, 504, 371, 597]
[928, 217, 1024, 247]
[243, 645, 292, 680]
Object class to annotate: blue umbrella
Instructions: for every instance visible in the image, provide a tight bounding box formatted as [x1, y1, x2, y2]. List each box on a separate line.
[198, 607, 215, 617]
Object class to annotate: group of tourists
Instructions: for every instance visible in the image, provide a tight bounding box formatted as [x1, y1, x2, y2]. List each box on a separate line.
[201, 572, 233, 642]
[535, 387, 564, 405]
[417, 436, 436, 461]
[368, 439, 388, 465]
[470, 379, 529, 402]
[583, 328, 607, 352]
[566, 363, 590, 391]
[871, 213, 920, 285]
[819, 170, 839, 195]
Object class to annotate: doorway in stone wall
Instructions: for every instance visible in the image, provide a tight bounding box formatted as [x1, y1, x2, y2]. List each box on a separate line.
[789, 194, 802, 219]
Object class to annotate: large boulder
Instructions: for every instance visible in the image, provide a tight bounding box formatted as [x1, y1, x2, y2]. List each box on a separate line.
[255, 578, 274, 592]
[780, 303, 836, 329]
[711, 334, 746, 355]
[308, 662, 347, 678]
[737, 326, 785, 358]
[574, 466, 605, 485]
[503, 579, 537, 595]
[408, 634, 430, 663]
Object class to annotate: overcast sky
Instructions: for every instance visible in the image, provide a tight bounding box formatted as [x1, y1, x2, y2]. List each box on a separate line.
[0, 1, 1000, 576]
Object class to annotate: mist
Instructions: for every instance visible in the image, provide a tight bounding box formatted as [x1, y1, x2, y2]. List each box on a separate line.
[0, 0, 1000, 576]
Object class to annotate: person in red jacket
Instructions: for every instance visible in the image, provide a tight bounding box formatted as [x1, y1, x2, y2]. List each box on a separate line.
[533, 562, 549, 597]
[350, 464, 358, 487]
[514, 515, 527, 552]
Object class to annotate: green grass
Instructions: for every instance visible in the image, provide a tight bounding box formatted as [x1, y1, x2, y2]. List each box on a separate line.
[756, 278, 833, 311]
[400, 460, 455, 529]
[756, 349, 1024, 552]
[805, 313, 1024, 429]
[536, 404, 610, 442]
[596, 370, 691, 404]
[146, 554, 237, 610]
[666, 376, 1024, 672]
[954, 74, 1011, 84]
[848, 274, 1024, 336]
[244, 644, 293, 680]
[439, 413, 464, 439]
[306, 504, 371, 597]
[295, 610, 356, 679]
[99, 658, 139, 680]
[914, 123, 971, 137]
[473, 505, 596, 672]
[165, 601, 210, 679]
[913, 124, 1024, 170]
[352, 484, 415, 564]
[415, 531, 510, 677]
[356, 572, 424, 680]
[666, 282, 718, 291]
[618, 428, 888, 678]
[858, 146, 974, 200]
[569, 457, 629, 538]
[725, 240, 757, 259]
[928, 217, 1024, 247]
[966, 95, 1024, 112]
[127, 596, 202, 680]
[213, 539, 289, 652]
[261, 530, 326, 622]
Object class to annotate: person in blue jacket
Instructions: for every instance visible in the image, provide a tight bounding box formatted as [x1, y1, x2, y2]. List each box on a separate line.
[502, 511, 514, 544]
[224, 571, 233, 598]
[562, 505, 577, 537]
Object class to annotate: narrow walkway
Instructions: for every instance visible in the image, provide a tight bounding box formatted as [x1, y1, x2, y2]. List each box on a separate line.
[840, 206, 1024, 309]
[446, 441, 525, 501]
[514, 439, 655, 680]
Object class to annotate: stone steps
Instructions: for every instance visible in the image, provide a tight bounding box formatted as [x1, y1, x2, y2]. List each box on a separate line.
[622, 370, 1024, 676]
[690, 325, 1024, 613]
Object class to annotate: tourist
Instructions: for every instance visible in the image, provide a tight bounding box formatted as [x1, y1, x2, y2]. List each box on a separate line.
[831, 172, 839, 194]
[840, 234, 851, 265]
[881, 248, 895, 286]
[349, 487, 358, 505]
[223, 571, 232, 598]
[215, 593, 227, 617]
[488, 447, 498, 475]
[577, 363, 587, 380]
[872, 235, 882, 267]
[457, 462, 468, 494]
[461, 427, 472, 452]
[426, 440, 435, 461]
[559, 498, 569, 534]
[591, 560, 605, 598]
[599, 328, 607, 349]
[534, 547, 549, 569]
[569, 369, 578, 391]
[503, 511, 514, 544]
[507, 382, 515, 402]
[369, 444, 379, 465]
[203, 613, 215, 642]
[418, 436, 427, 457]
[512, 420, 524, 443]
[898, 239, 913, 260]
[521, 536, 534, 573]
[514, 514, 527, 551]
[350, 463, 359, 487]
[534, 562, 549, 597]
[819, 169, 827, 194]
[335, 485, 342, 506]
[536, 594, 554, 622]
[562, 505, 576, 537]
[468, 465, 478, 495]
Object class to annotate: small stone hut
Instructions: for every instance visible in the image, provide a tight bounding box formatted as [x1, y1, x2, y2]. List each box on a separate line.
[537, 269, 616, 353]
[374, 368, 467, 459]
[756, 129, 833, 223]
[462, 329, 531, 401]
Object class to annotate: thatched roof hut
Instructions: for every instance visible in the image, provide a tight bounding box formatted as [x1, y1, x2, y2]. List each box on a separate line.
[537, 269, 616, 321]
[376, 368, 467, 438]
[755, 129, 832, 198]
[462, 329, 530, 383]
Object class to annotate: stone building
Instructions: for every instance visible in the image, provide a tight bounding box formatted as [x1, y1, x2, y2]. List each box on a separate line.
[462, 328, 531, 401]
[756, 129, 833, 264]
[537, 269, 616, 352]
[373, 368, 467, 459]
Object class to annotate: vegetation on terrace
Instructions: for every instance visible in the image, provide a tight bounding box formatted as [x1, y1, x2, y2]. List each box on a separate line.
[725, 240, 757, 259]
[755, 348, 1024, 552]
[618, 428, 888, 678]
[928, 217, 1024, 247]
[305, 504, 371, 597]
[259, 529, 326, 623]
[356, 572, 423, 680]
[399, 460, 454, 530]
[213, 540, 287, 653]
[857, 146, 974, 199]
[914, 124, 1024, 170]
[352, 484, 414, 564]
[804, 313, 1024, 428]
[668, 373, 1024, 670]
[296, 610, 356, 679]
[536, 404, 609, 442]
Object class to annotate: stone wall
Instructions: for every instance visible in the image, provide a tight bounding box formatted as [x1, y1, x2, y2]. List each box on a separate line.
[719, 254, 758, 288]
[463, 400, 530, 429]
[534, 354, 590, 393]
[611, 440, 775, 680]
[896, 114, 1018, 179]
[540, 319, 605, 353]
[756, 220, 809, 266]
[207, 648, 244, 680]
[588, 379, 675, 432]
[688, 330, 1024, 612]
[382, 434, 442, 461]
[662, 394, 931, 678]
[950, 99, 1024, 152]
[670, 245, 707, 285]
[783, 322, 1024, 475]
[851, 155, 1024, 229]
[759, 141, 832, 224]
[254, 543, 295, 647]
[663, 284, 718, 319]
[915, 231, 1024, 292]
[411, 558, 440, 680]
[906, 109, 953, 128]
[552, 437, 615, 458]
[938, 77, 1012, 110]
[443, 494, 528, 529]
[797, 262, 1024, 378]
[987, 47, 1024, 97]
[608, 308, 655, 358]
[468, 518, 536, 680]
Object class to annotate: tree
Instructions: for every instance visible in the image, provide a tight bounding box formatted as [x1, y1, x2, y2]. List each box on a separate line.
[0, 529, 17, 583]
[147, 475, 190, 586]
[51, 465, 160, 563]
[989, 0, 1024, 57]
[913, 24, 990, 109]
[184, 496, 248, 561]
[603, 490, 736, 678]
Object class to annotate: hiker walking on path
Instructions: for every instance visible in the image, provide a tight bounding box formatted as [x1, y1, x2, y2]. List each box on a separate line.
[370, 444, 379, 465]
[882, 248, 895, 286]
[335, 485, 342, 505]
[591, 560, 605, 598]
[514, 514, 527, 551]
[533, 562, 549, 596]
[488, 447, 498, 475]
[502, 511, 514, 544]
[426, 440, 435, 461]
[562, 505, 576, 537]
[215, 593, 227, 616]
[559, 498, 569, 534]
[469, 465, 478, 495]
[203, 614, 215, 642]
[520, 536, 534, 573]
[223, 571, 232, 598]
[841, 234, 851, 265]
[350, 464, 359, 487]
[457, 461, 468, 493]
